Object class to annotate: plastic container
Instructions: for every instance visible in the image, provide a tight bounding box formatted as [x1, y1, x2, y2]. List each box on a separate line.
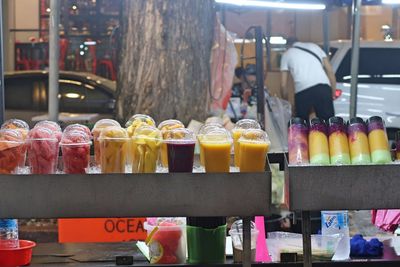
[34, 120, 62, 142]
[238, 129, 270, 172]
[27, 127, 59, 174]
[321, 211, 350, 260]
[64, 123, 92, 138]
[287, 117, 309, 165]
[201, 128, 232, 173]
[197, 123, 224, 167]
[144, 219, 186, 264]
[187, 224, 226, 264]
[367, 116, 391, 164]
[231, 119, 261, 167]
[60, 130, 91, 174]
[91, 119, 121, 166]
[328, 117, 350, 165]
[267, 232, 340, 262]
[229, 220, 259, 263]
[0, 219, 18, 249]
[158, 120, 184, 168]
[1, 119, 29, 167]
[0, 240, 36, 267]
[164, 128, 196, 173]
[132, 126, 162, 173]
[309, 118, 330, 165]
[98, 126, 129, 173]
[0, 129, 25, 174]
[348, 117, 371, 165]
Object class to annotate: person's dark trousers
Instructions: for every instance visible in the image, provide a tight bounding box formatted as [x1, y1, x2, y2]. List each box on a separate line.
[295, 83, 335, 122]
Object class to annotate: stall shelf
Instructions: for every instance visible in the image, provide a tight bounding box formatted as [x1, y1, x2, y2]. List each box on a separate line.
[0, 171, 271, 267]
[285, 158, 400, 267]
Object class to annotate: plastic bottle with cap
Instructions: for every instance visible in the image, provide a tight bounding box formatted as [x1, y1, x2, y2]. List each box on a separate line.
[348, 117, 371, 165]
[309, 118, 330, 165]
[367, 116, 391, 164]
[287, 117, 309, 165]
[328, 117, 350, 165]
[0, 219, 18, 249]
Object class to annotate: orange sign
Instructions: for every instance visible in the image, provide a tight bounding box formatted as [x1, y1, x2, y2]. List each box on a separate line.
[58, 218, 147, 243]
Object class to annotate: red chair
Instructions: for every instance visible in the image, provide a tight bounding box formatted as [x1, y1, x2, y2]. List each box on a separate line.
[59, 38, 69, 70]
[15, 45, 31, 70]
[97, 59, 116, 81]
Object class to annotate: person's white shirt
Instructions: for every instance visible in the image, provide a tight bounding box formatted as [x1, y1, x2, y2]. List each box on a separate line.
[280, 42, 330, 94]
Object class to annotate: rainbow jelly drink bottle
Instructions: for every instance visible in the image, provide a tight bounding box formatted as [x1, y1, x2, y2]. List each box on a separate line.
[309, 118, 330, 165]
[288, 117, 309, 165]
[328, 117, 350, 165]
[367, 116, 391, 164]
[348, 117, 371, 165]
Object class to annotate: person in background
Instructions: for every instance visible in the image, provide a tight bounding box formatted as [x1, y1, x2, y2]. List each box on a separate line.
[280, 38, 336, 122]
[232, 64, 257, 119]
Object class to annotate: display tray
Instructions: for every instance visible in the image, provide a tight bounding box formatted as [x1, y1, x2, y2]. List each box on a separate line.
[285, 157, 400, 211]
[0, 172, 271, 219]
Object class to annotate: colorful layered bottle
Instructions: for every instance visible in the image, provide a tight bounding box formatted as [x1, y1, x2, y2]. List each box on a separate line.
[287, 117, 309, 165]
[328, 117, 350, 165]
[309, 118, 330, 165]
[231, 119, 261, 167]
[367, 116, 391, 164]
[348, 118, 371, 165]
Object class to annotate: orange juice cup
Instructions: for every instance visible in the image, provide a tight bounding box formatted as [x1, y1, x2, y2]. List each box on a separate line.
[132, 126, 162, 173]
[232, 119, 261, 167]
[202, 129, 232, 173]
[197, 123, 223, 167]
[158, 120, 184, 168]
[99, 126, 129, 173]
[238, 129, 270, 172]
[92, 119, 121, 166]
[0, 129, 25, 174]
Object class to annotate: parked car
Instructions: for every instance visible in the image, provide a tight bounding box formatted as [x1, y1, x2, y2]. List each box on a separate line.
[330, 40, 400, 139]
[4, 70, 116, 126]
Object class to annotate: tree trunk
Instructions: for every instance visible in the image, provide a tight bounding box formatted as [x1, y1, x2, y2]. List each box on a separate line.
[116, 0, 215, 125]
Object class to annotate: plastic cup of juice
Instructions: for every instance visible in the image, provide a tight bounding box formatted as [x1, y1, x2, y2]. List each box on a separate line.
[231, 119, 261, 167]
[99, 126, 129, 173]
[202, 128, 232, 173]
[60, 130, 91, 174]
[125, 114, 156, 166]
[197, 123, 224, 167]
[158, 120, 184, 168]
[0, 129, 25, 174]
[27, 127, 60, 174]
[1, 119, 30, 167]
[91, 119, 121, 166]
[164, 128, 196, 173]
[238, 129, 270, 172]
[132, 126, 162, 173]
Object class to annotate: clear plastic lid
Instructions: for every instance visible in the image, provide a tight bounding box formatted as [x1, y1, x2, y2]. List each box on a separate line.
[198, 123, 224, 135]
[92, 119, 121, 134]
[229, 219, 257, 233]
[163, 128, 196, 144]
[132, 126, 162, 144]
[64, 124, 92, 138]
[60, 130, 92, 146]
[125, 114, 155, 128]
[27, 127, 58, 142]
[201, 128, 232, 144]
[238, 129, 271, 145]
[34, 120, 62, 133]
[98, 126, 129, 141]
[1, 119, 29, 131]
[157, 119, 184, 132]
[233, 119, 261, 131]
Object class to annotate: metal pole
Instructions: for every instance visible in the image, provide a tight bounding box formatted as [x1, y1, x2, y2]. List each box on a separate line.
[242, 217, 251, 267]
[323, 9, 330, 55]
[266, 11, 272, 71]
[301, 211, 312, 267]
[349, 0, 362, 119]
[48, 0, 60, 122]
[0, 0, 5, 125]
[255, 26, 265, 129]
